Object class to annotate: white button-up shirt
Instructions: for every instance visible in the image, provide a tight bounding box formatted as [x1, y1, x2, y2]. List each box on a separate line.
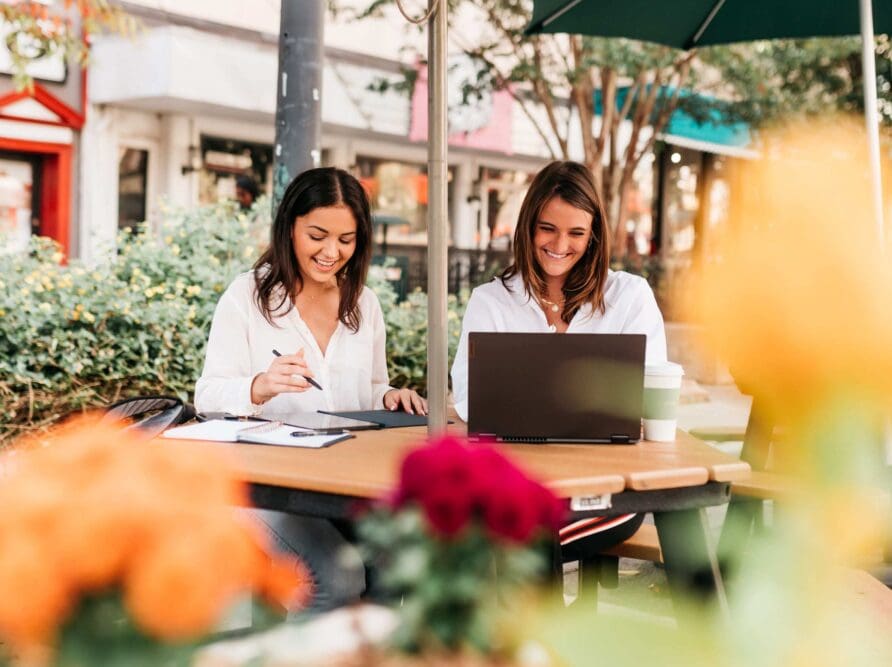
[451, 271, 668, 420]
[195, 271, 393, 418]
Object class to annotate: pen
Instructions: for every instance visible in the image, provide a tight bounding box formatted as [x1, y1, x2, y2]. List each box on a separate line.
[272, 349, 324, 390]
[290, 430, 348, 437]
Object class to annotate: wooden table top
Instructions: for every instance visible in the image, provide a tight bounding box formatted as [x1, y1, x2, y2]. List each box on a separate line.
[169, 421, 750, 500]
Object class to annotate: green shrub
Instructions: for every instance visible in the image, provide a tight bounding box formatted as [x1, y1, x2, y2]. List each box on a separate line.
[366, 274, 466, 393]
[0, 202, 466, 441]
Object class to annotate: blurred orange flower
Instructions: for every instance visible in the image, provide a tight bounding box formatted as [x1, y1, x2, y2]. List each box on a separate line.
[687, 117, 892, 420]
[0, 416, 312, 656]
[0, 536, 72, 647]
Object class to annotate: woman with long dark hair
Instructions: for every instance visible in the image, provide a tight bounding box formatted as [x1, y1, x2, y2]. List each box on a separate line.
[196, 166, 426, 417]
[451, 160, 668, 574]
[196, 167, 426, 612]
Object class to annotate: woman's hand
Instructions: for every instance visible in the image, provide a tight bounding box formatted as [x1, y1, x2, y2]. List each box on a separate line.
[251, 349, 315, 404]
[384, 388, 428, 415]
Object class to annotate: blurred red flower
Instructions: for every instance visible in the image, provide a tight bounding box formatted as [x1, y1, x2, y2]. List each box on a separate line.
[485, 474, 540, 543]
[393, 436, 563, 543]
[420, 481, 474, 537]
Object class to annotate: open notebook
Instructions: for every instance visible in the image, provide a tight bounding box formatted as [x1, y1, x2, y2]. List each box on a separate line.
[161, 419, 353, 449]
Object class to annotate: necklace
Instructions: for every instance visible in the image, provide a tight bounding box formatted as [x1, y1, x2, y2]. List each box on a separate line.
[538, 295, 564, 313]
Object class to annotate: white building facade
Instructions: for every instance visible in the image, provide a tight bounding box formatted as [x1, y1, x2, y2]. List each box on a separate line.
[78, 0, 561, 265]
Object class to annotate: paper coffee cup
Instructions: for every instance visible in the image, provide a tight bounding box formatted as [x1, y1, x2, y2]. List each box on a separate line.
[643, 362, 684, 442]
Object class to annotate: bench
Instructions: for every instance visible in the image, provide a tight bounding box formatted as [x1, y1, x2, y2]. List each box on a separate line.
[602, 522, 663, 563]
[730, 470, 797, 501]
[688, 426, 747, 442]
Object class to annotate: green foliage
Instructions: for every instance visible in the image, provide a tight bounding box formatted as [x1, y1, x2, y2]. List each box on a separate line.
[699, 36, 892, 128]
[0, 203, 461, 441]
[0, 588, 283, 666]
[49, 592, 199, 667]
[0, 202, 263, 440]
[358, 506, 544, 654]
[366, 273, 467, 393]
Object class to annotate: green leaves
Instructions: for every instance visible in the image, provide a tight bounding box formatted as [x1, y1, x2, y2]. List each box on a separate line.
[358, 505, 547, 655]
[366, 276, 466, 395]
[51, 592, 198, 667]
[0, 1, 138, 92]
[0, 201, 266, 441]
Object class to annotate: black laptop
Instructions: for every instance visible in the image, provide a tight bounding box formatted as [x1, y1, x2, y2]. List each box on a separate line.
[467, 332, 645, 444]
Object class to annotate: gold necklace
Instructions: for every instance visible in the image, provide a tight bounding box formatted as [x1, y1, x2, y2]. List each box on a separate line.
[538, 295, 564, 313]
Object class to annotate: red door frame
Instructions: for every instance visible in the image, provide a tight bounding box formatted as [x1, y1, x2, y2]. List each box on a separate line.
[0, 83, 84, 257]
[0, 137, 72, 255]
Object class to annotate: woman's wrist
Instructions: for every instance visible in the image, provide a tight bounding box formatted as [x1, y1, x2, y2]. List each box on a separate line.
[250, 373, 271, 405]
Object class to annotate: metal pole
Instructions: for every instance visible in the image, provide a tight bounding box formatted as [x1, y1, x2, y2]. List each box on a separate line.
[860, 0, 892, 488]
[273, 0, 324, 213]
[860, 0, 885, 248]
[427, 0, 448, 433]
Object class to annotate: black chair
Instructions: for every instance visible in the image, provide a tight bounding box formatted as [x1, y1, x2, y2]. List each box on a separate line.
[100, 395, 195, 438]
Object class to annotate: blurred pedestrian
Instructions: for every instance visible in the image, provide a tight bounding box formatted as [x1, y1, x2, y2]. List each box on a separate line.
[235, 174, 260, 210]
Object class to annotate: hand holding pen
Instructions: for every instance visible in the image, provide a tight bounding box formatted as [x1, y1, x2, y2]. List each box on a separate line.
[271, 349, 323, 390]
[249, 348, 322, 405]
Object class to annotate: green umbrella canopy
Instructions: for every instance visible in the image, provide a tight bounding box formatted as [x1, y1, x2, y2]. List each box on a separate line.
[525, 0, 892, 49]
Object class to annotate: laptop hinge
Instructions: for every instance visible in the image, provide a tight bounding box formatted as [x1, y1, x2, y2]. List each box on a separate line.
[610, 434, 631, 444]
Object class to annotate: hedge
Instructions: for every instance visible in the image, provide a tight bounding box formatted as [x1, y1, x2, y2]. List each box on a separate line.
[0, 201, 463, 442]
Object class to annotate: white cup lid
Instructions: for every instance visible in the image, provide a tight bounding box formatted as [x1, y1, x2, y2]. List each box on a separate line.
[645, 361, 685, 378]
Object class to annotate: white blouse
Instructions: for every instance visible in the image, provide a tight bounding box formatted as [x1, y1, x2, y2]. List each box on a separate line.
[195, 271, 393, 418]
[451, 271, 668, 421]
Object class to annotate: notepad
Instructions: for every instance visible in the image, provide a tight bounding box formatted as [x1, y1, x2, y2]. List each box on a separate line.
[162, 420, 353, 448]
[162, 419, 258, 442]
[236, 425, 353, 448]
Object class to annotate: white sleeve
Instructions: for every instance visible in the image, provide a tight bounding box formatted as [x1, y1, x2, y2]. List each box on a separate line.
[194, 286, 262, 416]
[370, 296, 394, 409]
[450, 290, 499, 421]
[623, 278, 668, 364]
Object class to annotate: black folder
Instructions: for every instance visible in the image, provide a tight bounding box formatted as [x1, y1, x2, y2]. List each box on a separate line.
[318, 409, 431, 428]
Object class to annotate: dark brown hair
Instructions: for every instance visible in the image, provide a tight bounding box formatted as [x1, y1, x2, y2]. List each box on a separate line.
[253, 167, 372, 332]
[501, 160, 610, 323]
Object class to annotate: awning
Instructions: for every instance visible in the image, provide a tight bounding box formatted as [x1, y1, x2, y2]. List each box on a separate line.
[595, 86, 757, 159]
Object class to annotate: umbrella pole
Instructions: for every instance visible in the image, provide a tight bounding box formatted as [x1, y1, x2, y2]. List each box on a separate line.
[860, 0, 892, 482]
[427, 0, 449, 433]
[860, 0, 885, 247]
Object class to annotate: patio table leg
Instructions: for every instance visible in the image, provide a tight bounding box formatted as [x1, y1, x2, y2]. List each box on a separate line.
[654, 508, 729, 620]
[717, 496, 763, 582]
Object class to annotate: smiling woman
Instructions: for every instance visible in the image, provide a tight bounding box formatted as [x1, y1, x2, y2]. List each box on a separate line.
[193, 167, 427, 612]
[450, 161, 669, 588]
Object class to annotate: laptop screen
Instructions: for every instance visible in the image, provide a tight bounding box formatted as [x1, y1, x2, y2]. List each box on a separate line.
[467, 332, 645, 443]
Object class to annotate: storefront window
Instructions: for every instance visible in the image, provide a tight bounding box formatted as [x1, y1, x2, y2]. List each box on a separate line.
[662, 146, 702, 259]
[198, 136, 272, 205]
[0, 153, 37, 254]
[118, 148, 148, 229]
[355, 156, 454, 246]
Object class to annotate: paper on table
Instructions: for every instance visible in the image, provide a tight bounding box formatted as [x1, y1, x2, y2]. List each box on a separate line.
[162, 420, 352, 448]
[235, 425, 352, 449]
[161, 419, 258, 442]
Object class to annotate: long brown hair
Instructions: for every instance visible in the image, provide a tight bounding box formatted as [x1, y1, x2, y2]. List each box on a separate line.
[253, 167, 372, 332]
[501, 161, 610, 323]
